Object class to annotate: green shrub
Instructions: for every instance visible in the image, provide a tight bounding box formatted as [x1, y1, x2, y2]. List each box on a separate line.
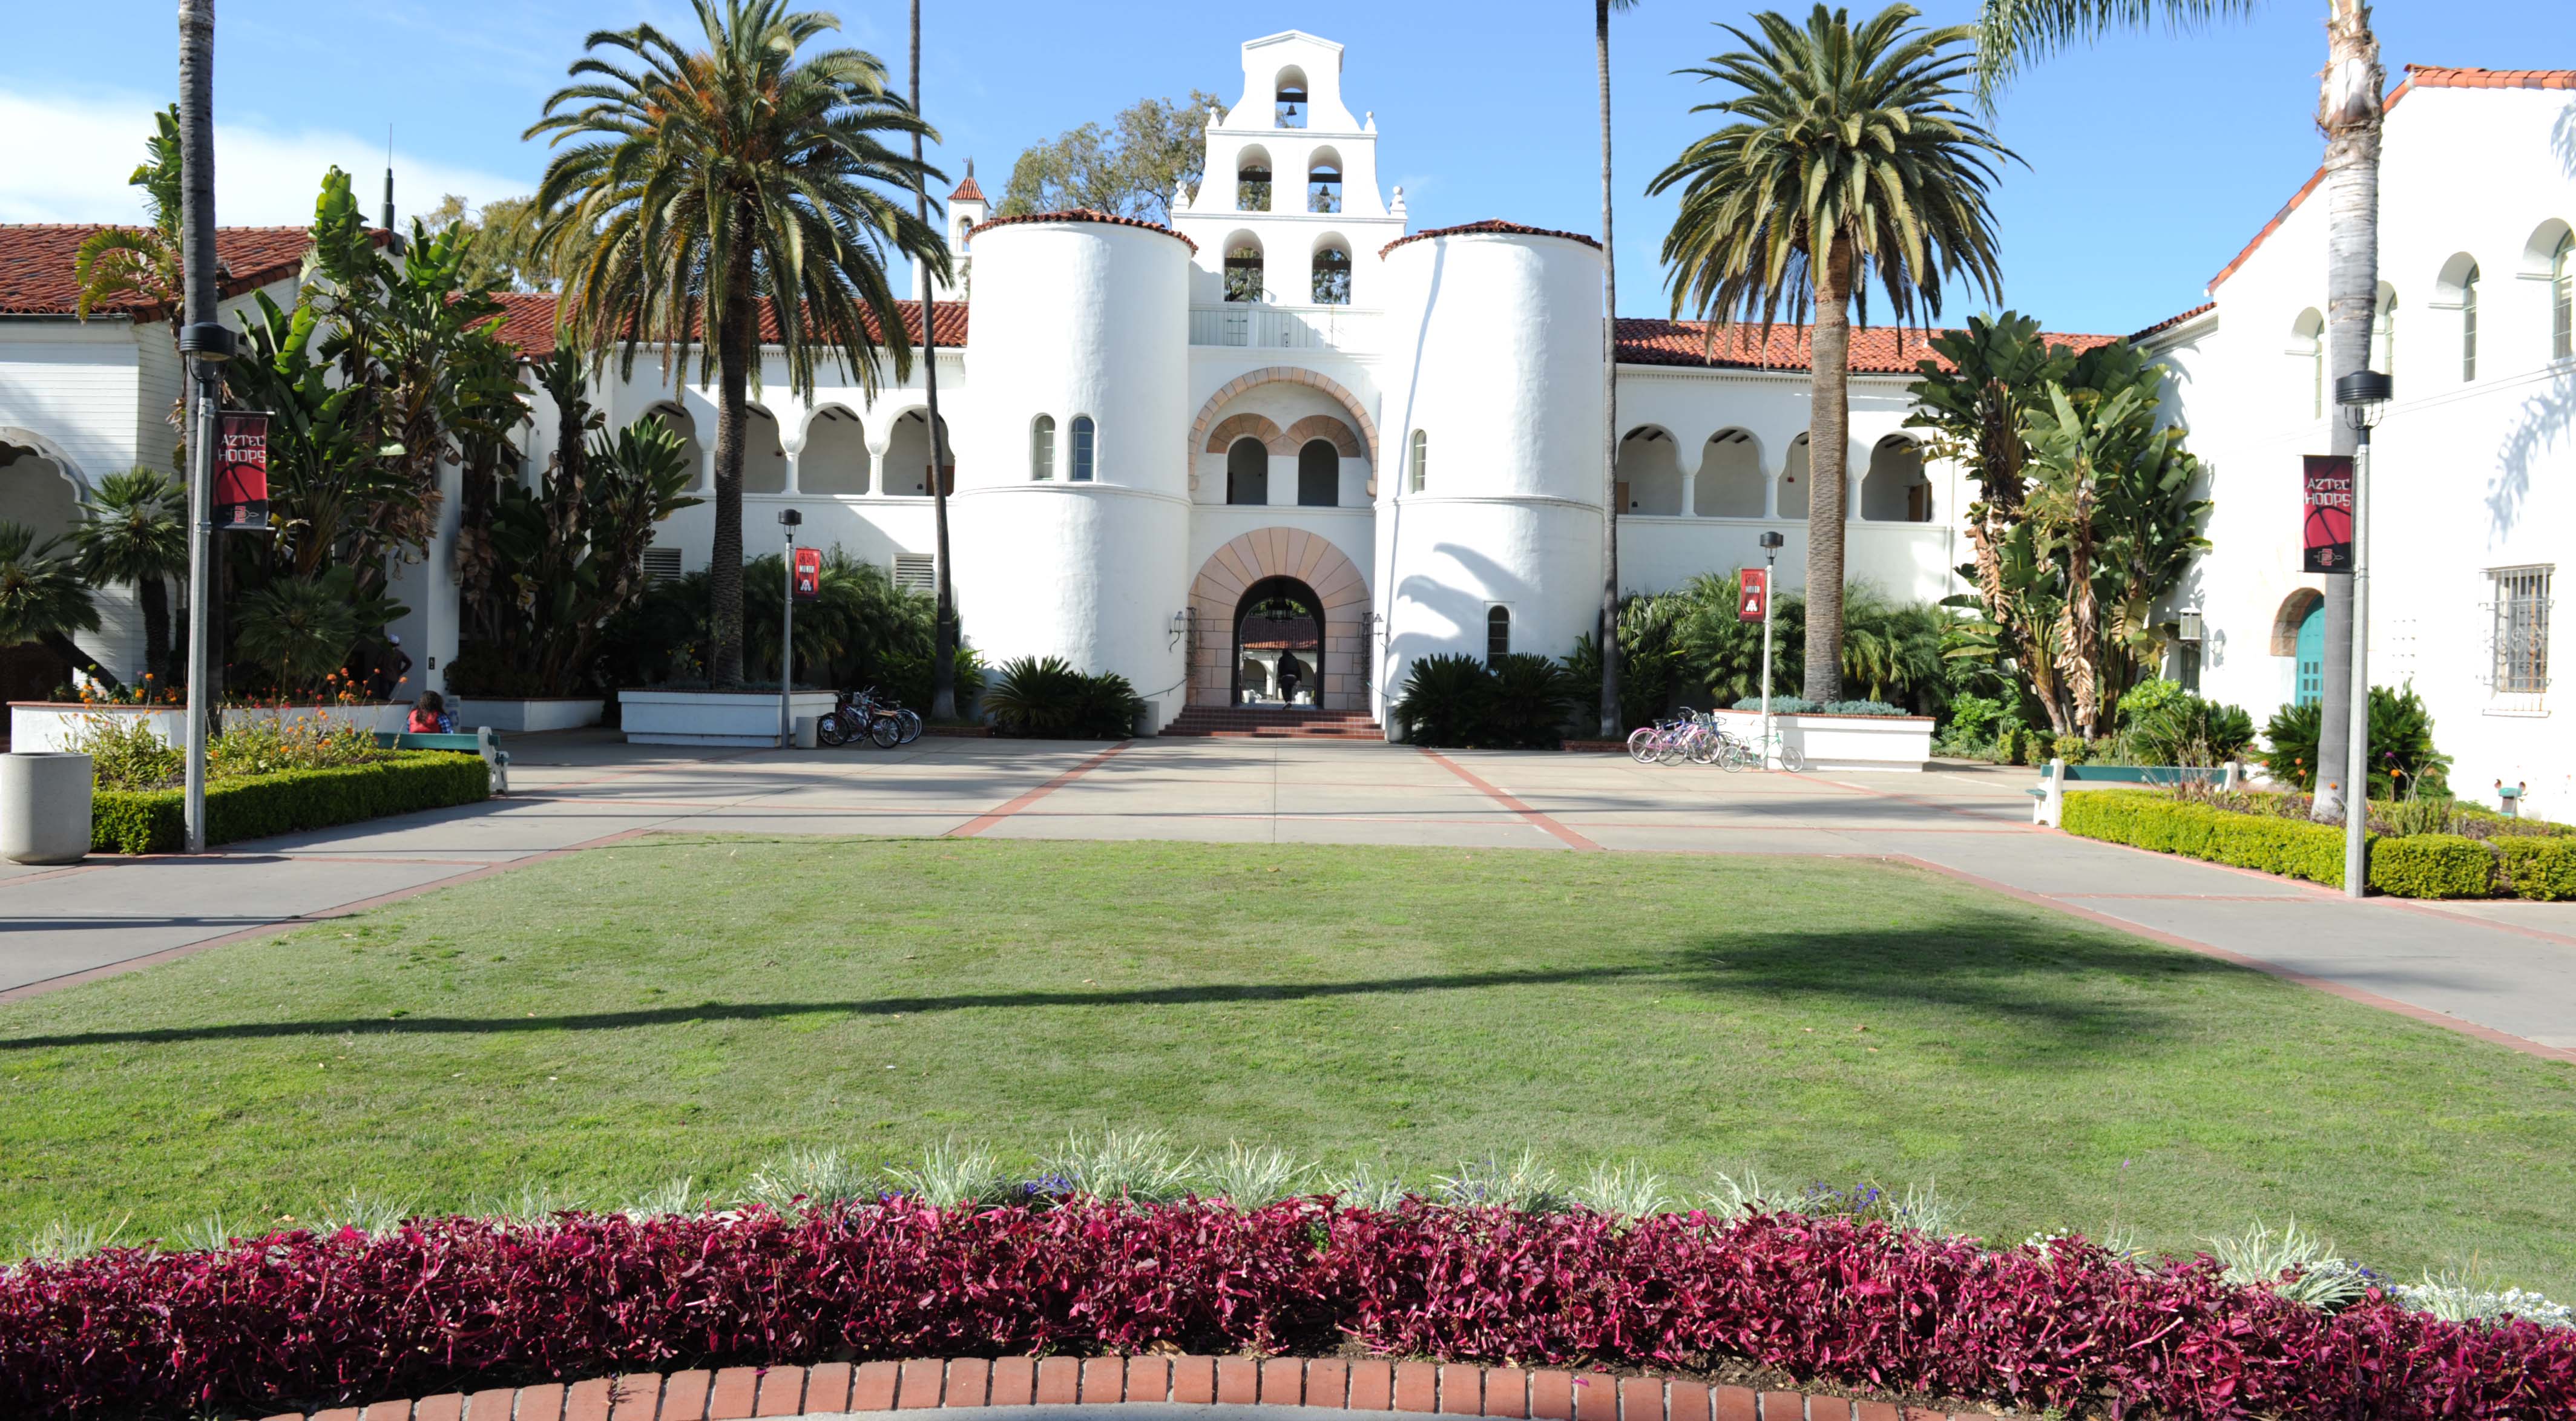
[64, 714, 183, 792]
[1393, 654, 1497, 748]
[982, 656, 1144, 740]
[1485, 653, 1575, 749]
[2061, 789, 2349, 888]
[2367, 835, 2497, 900]
[2258, 686, 2451, 797]
[90, 753, 490, 853]
[2497, 837, 2576, 901]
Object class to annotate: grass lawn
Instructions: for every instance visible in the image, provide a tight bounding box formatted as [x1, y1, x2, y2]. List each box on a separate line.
[4, 836, 2572, 1292]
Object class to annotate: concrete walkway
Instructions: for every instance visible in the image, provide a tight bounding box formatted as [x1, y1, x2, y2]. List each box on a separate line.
[4, 733, 2571, 1060]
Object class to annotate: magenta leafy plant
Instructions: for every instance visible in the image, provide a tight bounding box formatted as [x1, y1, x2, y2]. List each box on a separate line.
[3, 1199, 2569, 1419]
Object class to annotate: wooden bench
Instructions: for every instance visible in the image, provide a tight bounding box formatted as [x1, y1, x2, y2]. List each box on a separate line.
[373, 727, 509, 795]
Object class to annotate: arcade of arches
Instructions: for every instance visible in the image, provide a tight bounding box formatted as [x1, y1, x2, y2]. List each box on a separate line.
[1188, 529, 1369, 710]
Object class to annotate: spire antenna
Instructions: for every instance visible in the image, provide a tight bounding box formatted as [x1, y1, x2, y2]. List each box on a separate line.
[382, 125, 395, 235]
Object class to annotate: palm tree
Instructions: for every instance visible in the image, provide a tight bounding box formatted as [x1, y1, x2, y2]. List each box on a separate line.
[70, 469, 189, 686]
[71, 106, 183, 328]
[1594, 0, 1639, 737]
[1970, 0, 2376, 812]
[176, 0, 218, 713]
[0, 523, 118, 691]
[1652, 3, 2011, 701]
[909, 0, 960, 723]
[528, 0, 948, 687]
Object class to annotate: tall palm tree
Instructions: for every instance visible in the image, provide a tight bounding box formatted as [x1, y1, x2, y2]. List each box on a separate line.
[70, 469, 189, 686]
[176, 0, 218, 717]
[528, 0, 948, 687]
[910, 0, 960, 723]
[0, 523, 117, 691]
[1971, 0, 2376, 811]
[1652, 3, 2012, 701]
[1594, 0, 1639, 737]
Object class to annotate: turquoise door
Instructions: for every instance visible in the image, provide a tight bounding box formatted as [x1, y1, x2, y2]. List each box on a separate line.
[2295, 603, 2325, 706]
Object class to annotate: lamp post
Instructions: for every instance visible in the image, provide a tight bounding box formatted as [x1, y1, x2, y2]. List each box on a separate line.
[2334, 369, 2391, 899]
[1758, 530, 1784, 770]
[777, 508, 802, 749]
[177, 321, 235, 853]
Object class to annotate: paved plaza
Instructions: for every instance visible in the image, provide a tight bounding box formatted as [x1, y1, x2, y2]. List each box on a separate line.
[5, 732, 2572, 1060]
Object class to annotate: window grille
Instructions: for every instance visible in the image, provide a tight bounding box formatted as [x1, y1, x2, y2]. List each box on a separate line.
[1031, 415, 1055, 481]
[1070, 416, 1096, 482]
[640, 546, 683, 585]
[2461, 266, 2479, 382]
[1486, 606, 1511, 664]
[2555, 232, 2574, 362]
[2491, 566, 2552, 698]
[893, 554, 936, 594]
[1408, 429, 1427, 494]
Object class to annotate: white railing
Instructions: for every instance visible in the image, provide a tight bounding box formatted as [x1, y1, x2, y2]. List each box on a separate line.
[1190, 304, 1380, 353]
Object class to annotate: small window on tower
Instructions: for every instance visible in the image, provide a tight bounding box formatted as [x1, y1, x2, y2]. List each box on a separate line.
[1275, 68, 1308, 128]
[1312, 244, 1352, 305]
[1031, 415, 1055, 481]
[1307, 152, 1342, 214]
[1236, 149, 1272, 212]
[1408, 429, 1428, 494]
[1486, 606, 1511, 665]
[1071, 416, 1097, 482]
[1224, 243, 1264, 303]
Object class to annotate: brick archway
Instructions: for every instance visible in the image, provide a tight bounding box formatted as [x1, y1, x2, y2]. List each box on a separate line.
[1189, 530, 1370, 710]
[1187, 367, 1380, 493]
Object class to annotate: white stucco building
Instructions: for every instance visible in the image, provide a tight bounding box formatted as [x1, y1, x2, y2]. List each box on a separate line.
[1, 39, 2566, 799]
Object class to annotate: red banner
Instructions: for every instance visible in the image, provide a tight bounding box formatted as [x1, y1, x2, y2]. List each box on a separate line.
[215, 412, 270, 531]
[1737, 568, 1769, 622]
[2302, 455, 2353, 573]
[792, 545, 823, 602]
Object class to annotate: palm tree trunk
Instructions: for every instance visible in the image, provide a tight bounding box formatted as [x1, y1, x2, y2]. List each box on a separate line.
[707, 223, 753, 689]
[42, 633, 122, 692]
[913, 0, 959, 723]
[177, 0, 219, 707]
[2312, 0, 2382, 819]
[1594, 0, 1623, 737]
[1804, 237, 1853, 703]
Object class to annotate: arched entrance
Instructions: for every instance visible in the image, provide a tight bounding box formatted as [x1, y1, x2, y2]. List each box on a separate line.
[1234, 577, 1323, 705]
[1188, 529, 1370, 710]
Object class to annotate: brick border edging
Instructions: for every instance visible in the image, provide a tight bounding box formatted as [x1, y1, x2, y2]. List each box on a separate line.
[258, 1356, 2011, 1421]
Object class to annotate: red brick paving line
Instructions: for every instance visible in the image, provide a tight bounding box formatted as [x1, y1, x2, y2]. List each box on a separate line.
[1885, 852, 2576, 1067]
[252, 1359, 2014, 1420]
[1417, 749, 1607, 851]
[946, 742, 1132, 837]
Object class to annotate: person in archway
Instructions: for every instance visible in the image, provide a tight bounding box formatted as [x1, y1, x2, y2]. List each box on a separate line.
[1276, 650, 1307, 705]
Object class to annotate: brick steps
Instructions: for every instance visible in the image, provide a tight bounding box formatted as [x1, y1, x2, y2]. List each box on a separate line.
[1162, 706, 1385, 741]
[258, 1354, 2020, 1420]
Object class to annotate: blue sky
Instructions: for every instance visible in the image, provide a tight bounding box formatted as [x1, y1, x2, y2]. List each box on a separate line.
[4, 1, 2567, 335]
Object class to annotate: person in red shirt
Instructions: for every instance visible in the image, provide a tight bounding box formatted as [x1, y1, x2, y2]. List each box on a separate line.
[407, 691, 450, 735]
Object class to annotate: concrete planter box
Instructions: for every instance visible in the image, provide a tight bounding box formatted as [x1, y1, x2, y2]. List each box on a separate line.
[1713, 708, 1936, 772]
[618, 689, 838, 747]
[452, 698, 605, 734]
[8, 701, 407, 753]
[2, 752, 93, 864]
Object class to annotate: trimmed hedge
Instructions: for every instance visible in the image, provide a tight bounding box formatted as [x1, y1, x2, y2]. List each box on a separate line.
[4, 1199, 2573, 1421]
[90, 754, 491, 853]
[2062, 790, 2576, 900]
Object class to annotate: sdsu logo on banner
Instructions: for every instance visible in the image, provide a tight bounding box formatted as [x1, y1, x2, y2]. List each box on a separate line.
[1737, 567, 1769, 622]
[2302, 455, 2353, 573]
[215, 412, 271, 531]
[792, 545, 823, 602]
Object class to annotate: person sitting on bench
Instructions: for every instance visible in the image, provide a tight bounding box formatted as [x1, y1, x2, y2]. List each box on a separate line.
[408, 691, 454, 735]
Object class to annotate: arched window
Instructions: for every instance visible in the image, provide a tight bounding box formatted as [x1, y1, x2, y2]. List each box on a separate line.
[1408, 428, 1428, 494]
[1307, 149, 1342, 214]
[1224, 242, 1264, 303]
[1275, 68, 1308, 128]
[1311, 244, 1352, 305]
[1297, 439, 1338, 507]
[2555, 231, 2573, 361]
[1226, 436, 1268, 505]
[1236, 148, 1272, 212]
[2461, 264, 2481, 382]
[1070, 416, 1096, 482]
[1031, 415, 1056, 481]
[2291, 309, 2325, 419]
[1486, 606, 1511, 665]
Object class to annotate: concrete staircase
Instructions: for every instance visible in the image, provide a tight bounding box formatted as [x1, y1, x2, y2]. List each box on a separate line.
[1159, 706, 1387, 741]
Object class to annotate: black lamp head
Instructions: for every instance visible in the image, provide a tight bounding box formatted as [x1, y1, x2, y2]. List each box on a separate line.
[1758, 531, 1786, 551]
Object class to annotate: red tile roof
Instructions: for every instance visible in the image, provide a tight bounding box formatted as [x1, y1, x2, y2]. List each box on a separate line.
[485, 292, 969, 358]
[1381, 220, 1602, 258]
[949, 168, 987, 204]
[2128, 302, 2216, 342]
[0, 223, 314, 317]
[2207, 65, 2575, 294]
[1614, 317, 2120, 375]
[964, 209, 1195, 253]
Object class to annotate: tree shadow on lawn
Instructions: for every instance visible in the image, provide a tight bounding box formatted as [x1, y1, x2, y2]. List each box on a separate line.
[0, 909, 2255, 1057]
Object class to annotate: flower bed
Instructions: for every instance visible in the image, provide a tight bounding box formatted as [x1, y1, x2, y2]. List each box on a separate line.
[90, 753, 492, 853]
[3, 1199, 2569, 1420]
[2062, 790, 2576, 899]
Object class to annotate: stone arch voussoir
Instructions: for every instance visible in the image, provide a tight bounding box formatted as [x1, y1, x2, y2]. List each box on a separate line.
[1186, 366, 1381, 486]
[1188, 528, 1372, 711]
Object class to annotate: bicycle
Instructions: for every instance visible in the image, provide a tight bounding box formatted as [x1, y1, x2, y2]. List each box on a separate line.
[818, 688, 909, 749]
[1726, 720, 1804, 773]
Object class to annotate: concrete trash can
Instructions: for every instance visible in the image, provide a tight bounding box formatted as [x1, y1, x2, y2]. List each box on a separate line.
[1, 751, 94, 865]
[792, 716, 820, 749]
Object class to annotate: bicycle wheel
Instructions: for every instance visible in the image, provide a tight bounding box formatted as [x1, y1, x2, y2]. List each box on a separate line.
[896, 708, 923, 745]
[1626, 727, 1660, 764]
[868, 714, 901, 749]
[816, 713, 850, 747]
[1685, 726, 1723, 766]
[1717, 734, 1752, 772]
[1775, 742, 1806, 773]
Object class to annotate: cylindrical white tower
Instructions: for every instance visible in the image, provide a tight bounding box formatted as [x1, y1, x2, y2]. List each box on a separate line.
[954, 212, 1194, 730]
[1372, 223, 1606, 725]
